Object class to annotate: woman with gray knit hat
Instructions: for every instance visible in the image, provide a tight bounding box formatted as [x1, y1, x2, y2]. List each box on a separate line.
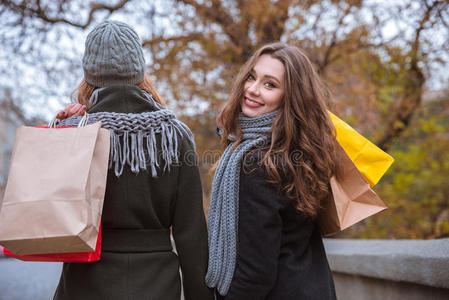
[54, 20, 213, 300]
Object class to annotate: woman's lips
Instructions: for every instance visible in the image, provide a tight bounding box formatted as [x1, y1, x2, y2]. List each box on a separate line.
[244, 97, 263, 108]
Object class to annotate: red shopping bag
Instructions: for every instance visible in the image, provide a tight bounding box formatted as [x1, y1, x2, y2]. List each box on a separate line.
[2, 223, 102, 262]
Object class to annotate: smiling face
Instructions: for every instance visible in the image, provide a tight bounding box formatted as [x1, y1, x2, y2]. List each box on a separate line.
[241, 54, 285, 118]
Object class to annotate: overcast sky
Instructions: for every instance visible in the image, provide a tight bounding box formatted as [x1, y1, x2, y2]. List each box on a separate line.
[0, 0, 447, 121]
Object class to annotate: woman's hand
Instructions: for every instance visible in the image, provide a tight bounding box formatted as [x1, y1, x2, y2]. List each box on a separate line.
[56, 103, 87, 120]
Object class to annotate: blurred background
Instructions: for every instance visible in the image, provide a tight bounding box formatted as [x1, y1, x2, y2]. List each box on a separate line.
[1, 1, 448, 299]
[1, 0, 448, 241]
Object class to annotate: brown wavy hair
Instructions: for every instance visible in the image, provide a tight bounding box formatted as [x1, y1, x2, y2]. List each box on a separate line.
[217, 42, 344, 217]
[74, 74, 166, 107]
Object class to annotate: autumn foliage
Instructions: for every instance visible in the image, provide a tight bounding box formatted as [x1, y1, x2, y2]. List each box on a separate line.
[1, 0, 448, 238]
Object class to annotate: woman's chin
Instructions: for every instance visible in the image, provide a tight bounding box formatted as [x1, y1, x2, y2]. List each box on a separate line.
[241, 106, 262, 118]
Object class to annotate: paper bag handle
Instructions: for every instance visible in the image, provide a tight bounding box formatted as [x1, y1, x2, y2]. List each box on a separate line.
[47, 117, 59, 128]
[48, 112, 89, 128]
[78, 113, 89, 127]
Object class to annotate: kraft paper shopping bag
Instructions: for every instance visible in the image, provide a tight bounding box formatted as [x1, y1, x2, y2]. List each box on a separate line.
[318, 146, 388, 236]
[0, 121, 110, 255]
[2, 223, 102, 262]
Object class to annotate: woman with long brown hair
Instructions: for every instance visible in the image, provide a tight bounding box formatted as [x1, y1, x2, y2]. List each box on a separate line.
[206, 42, 343, 299]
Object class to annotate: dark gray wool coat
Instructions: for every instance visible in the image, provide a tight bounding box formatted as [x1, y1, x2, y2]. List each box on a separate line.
[219, 152, 337, 300]
[53, 85, 214, 300]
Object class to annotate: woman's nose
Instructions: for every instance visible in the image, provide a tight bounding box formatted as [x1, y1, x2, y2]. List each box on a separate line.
[247, 81, 260, 95]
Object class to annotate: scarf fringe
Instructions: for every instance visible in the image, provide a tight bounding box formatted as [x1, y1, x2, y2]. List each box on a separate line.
[59, 94, 194, 177]
[108, 124, 183, 177]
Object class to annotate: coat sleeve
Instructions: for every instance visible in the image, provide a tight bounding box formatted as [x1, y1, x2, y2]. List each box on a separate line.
[225, 160, 284, 300]
[172, 136, 214, 300]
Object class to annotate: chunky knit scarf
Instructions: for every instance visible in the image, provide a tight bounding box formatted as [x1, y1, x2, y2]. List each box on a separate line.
[58, 90, 194, 177]
[206, 110, 278, 296]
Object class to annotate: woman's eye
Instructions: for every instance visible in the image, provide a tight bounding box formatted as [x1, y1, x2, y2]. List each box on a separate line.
[247, 74, 255, 81]
[265, 82, 275, 88]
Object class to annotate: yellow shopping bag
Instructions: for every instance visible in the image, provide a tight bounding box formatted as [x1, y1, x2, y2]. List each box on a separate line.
[329, 111, 394, 187]
[318, 112, 393, 235]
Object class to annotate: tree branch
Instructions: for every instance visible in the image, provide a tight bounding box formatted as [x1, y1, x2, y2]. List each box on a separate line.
[177, 0, 235, 37]
[176, 0, 250, 57]
[376, 1, 438, 150]
[142, 33, 204, 47]
[316, 2, 353, 74]
[260, 0, 292, 43]
[2, 0, 131, 29]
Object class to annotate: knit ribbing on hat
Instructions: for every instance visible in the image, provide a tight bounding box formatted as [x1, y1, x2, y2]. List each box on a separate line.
[83, 20, 145, 87]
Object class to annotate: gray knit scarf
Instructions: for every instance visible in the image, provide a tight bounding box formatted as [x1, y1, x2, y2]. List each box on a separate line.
[58, 89, 194, 177]
[206, 110, 278, 296]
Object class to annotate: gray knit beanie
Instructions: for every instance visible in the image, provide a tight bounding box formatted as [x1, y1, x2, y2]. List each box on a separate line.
[82, 20, 145, 87]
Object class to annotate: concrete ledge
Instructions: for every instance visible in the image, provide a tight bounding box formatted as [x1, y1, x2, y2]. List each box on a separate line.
[332, 272, 449, 300]
[323, 238, 449, 289]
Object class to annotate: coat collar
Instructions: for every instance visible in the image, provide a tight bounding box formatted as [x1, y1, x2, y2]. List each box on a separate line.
[88, 84, 160, 114]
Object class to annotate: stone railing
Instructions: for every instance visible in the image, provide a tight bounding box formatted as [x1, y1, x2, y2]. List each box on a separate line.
[323, 238, 449, 300]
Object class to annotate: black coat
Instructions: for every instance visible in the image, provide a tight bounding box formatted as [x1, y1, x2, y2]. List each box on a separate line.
[53, 85, 214, 300]
[223, 154, 337, 300]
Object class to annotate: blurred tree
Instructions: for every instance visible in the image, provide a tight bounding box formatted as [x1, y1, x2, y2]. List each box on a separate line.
[0, 86, 46, 206]
[0, 87, 45, 126]
[341, 89, 449, 238]
[2, 0, 447, 144]
[1, 0, 448, 238]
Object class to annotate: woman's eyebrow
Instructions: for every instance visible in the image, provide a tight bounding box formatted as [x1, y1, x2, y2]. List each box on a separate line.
[263, 74, 281, 84]
[250, 68, 281, 84]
